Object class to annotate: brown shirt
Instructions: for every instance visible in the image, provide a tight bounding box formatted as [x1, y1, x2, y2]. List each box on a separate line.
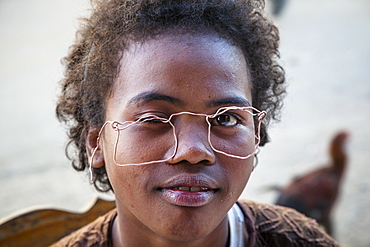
[51, 200, 338, 247]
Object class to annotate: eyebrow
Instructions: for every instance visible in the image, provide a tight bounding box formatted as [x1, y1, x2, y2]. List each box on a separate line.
[127, 92, 185, 107]
[127, 92, 251, 109]
[207, 97, 251, 108]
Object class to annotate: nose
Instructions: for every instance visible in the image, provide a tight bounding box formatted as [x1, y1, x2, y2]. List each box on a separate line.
[167, 118, 216, 165]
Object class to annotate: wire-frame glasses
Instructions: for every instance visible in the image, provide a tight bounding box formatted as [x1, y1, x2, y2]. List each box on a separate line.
[90, 106, 267, 179]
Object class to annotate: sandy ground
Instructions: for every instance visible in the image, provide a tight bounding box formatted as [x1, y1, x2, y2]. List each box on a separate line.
[0, 0, 369, 246]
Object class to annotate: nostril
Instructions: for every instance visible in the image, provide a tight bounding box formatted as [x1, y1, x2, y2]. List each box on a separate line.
[168, 142, 216, 165]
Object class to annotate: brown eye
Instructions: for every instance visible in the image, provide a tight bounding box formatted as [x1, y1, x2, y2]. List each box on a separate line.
[212, 114, 239, 127]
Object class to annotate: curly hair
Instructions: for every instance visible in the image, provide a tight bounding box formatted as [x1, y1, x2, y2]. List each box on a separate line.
[56, 0, 286, 192]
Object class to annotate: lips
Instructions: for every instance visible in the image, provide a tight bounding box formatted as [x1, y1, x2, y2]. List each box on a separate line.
[157, 174, 220, 207]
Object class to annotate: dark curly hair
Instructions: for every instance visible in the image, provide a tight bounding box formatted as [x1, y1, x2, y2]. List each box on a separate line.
[56, 0, 286, 192]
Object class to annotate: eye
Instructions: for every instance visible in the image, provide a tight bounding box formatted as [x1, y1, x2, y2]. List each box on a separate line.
[138, 115, 168, 124]
[211, 113, 240, 127]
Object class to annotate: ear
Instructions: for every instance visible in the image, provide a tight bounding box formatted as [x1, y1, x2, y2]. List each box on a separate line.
[86, 128, 105, 168]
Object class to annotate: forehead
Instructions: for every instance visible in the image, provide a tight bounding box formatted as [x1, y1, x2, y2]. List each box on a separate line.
[109, 33, 251, 113]
[120, 33, 249, 80]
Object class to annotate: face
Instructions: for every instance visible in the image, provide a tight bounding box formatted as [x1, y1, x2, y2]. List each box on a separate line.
[93, 33, 255, 245]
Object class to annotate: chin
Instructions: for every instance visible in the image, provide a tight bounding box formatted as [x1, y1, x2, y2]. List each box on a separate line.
[151, 204, 228, 243]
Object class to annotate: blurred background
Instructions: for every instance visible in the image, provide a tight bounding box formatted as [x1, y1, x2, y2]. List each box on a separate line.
[0, 0, 369, 246]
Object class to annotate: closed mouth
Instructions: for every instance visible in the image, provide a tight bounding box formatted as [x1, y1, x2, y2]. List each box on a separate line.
[169, 186, 212, 192]
[157, 174, 220, 207]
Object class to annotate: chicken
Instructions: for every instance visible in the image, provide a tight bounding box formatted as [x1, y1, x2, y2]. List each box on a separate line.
[275, 131, 349, 235]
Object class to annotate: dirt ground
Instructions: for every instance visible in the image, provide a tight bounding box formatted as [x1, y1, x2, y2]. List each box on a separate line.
[1, 0, 369, 246]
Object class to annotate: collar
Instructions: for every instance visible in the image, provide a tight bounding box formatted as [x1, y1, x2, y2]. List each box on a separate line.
[227, 203, 246, 247]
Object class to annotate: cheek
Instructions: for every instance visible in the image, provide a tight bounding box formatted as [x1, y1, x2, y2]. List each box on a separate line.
[102, 124, 174, 166]
[102, 133, 155, 197]
[217, 126, 256, 189]
[105, 160, 153, 211]
[220, 154, 254, 199]
[101, 134, 145, 199]
[236, 159, 254, 186]
[210, 126, 257, 159]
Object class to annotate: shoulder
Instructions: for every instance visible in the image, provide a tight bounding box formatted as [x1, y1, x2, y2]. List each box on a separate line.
[50, 208, 117, 247]
[238, 200, 339, 247]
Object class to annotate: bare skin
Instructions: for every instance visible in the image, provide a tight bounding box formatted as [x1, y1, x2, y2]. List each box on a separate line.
[87, 33, 255, 247]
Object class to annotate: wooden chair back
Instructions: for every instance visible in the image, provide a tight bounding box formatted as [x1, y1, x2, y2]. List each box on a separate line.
[0, 198, 115, 247]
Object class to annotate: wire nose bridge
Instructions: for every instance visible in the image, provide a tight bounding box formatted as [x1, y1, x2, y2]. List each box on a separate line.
[168, 111, 210, 131]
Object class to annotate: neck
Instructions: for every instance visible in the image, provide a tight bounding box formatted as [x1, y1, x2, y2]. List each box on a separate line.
[330, 146, 347, 179]
[112, 210, 229, 247]
[329, 132, 348, 179]
[331, 155, 346, 179]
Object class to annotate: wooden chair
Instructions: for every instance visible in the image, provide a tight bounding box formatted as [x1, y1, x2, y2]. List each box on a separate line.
[0, 198, 116, 247]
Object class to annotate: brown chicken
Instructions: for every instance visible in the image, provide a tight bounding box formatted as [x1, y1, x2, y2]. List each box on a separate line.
[275, 131, 349, 235]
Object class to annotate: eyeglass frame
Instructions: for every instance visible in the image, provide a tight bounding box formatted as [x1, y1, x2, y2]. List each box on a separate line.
[89, 106, 267, 180]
